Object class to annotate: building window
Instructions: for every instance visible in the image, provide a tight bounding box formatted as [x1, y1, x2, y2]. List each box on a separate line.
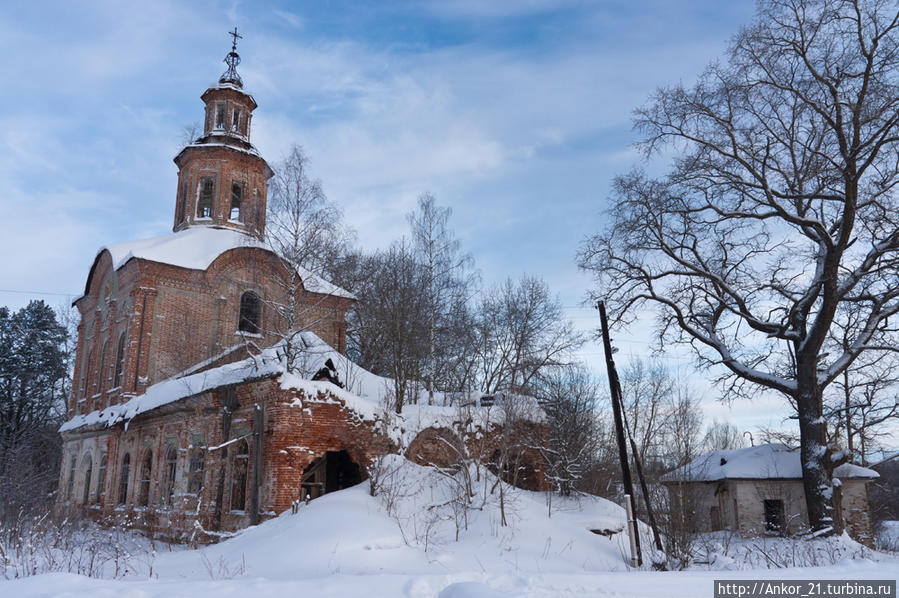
[162, 445, 177, 506]
[138, 450, 152, 507]
[118, 453, 130, 505]
[97, 452, 107, 502]
[230, 182, 243, 221]
[215, 102, 226, 129]
[67, 455, 77, 501]
[188, 445, 206, 495]
[197, 177, 214, 219]
[97, 341, 107, 395]
[113, 333, 126, 389]
[238, 291, 261, 334]
[764, 499, 785, 534]
[231, 107, 241, 132]
[82, 454, 93, 505]
[230, 439, 249, 511]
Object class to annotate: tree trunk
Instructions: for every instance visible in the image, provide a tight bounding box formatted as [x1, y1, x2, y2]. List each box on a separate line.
[796, 379, 832, 534]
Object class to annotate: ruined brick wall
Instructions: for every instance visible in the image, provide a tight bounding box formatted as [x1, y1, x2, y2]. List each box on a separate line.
[841, 479, 875, 547]
[58, 378, 390, 541]
[404, 419, 548, 492]
[266, 382, 394, 512]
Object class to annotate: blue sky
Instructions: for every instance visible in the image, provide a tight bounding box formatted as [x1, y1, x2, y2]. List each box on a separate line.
[1, 0, 808, 434]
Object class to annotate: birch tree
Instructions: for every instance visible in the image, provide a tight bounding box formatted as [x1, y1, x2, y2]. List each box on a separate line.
[579, 0, 899, 533]
[407, 193, 476, 404]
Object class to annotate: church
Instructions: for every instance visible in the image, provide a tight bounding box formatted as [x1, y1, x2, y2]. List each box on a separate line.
[57, 38, 545, 541]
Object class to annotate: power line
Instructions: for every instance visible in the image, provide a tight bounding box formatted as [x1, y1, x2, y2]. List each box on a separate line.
[0, 288, 77, 297]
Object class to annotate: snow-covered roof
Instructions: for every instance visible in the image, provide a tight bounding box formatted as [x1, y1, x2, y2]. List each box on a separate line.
[661, 443, 879, 482]
[94, 227, 354, 299]
[60, 331, 541, 443]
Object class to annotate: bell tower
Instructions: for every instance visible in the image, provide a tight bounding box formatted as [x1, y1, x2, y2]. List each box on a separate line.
[173, 29, 273, 238]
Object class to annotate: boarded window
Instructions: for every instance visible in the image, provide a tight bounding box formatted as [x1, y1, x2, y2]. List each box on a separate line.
[162, 445, 177, 506]
[215, 102, 226, 129]
[118, 453, 130, 505]
[197, 177, 214, 219]
[113, 333, 126, 389]
[138, 450, 152, 507]
[82, 454, 93, 505]
[97, 452, 107, 502]
[238, 291, 261, 334]
[230, 440, 249, 511]
[230, 183, 243, 221]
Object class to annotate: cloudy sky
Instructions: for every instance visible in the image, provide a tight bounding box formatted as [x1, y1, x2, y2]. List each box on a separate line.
[1, 0, 807, 435]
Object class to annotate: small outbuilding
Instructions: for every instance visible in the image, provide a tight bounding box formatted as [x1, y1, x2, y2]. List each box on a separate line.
[661, 443, 878, 545]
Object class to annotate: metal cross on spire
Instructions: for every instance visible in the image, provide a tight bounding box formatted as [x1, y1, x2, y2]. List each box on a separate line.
[220, 27, 244, 88]
[229, 27, 243, 51]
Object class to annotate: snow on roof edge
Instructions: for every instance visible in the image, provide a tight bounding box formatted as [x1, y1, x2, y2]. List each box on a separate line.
[661, 443, 879, 482]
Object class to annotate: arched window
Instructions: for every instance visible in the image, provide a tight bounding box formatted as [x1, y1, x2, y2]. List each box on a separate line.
[97, 452, 107, 502]
[230, 439, 249, 511]
[162, 445, 177, 506]
[113, 333, 126, 389]
[97, 340, 107, 394]
[238, 292, 261, 334]
[118, 453, 130, 505]
[82, 454, 93, 505]
[197, 177, 214, 219]
[188, 446, 206, 495]
[138, 450, 152, 507]
[230, 182, 243, 221]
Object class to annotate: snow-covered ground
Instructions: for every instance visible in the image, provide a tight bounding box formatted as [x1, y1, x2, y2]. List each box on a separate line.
[4, 457, 897, 597]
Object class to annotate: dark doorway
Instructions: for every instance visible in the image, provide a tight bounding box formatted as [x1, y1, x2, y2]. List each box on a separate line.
[301, 450, 362, 500]
[764, 499, 785, 534]
[710, 506, 721, 531]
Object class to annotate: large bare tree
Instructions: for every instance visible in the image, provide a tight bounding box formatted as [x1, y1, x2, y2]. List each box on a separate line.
[579, 0, 899, 533]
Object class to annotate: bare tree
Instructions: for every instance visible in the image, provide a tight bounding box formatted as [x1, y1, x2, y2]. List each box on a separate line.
[579, 0, 899, 533]
[826, 352, 898, 464]
[264, 145, 354, 371]
[407, 193, 477, 404]
[703, 419, 745, 451]
[474, 275, 584, 394]
[348, 241, 429, 413]
[619, 358, 674, 467]
[533, 364, 601, 498]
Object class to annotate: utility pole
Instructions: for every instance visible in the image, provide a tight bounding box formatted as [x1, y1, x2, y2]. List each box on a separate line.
[597, 301, 642, 567]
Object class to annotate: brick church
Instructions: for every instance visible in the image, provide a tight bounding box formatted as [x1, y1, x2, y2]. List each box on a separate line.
[57, 39, 545, 540]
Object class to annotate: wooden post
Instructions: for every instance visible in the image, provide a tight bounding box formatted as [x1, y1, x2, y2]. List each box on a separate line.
[250, 403, 264, 525]
[212, 387, 239, 532]
[598, 301, 642, 567]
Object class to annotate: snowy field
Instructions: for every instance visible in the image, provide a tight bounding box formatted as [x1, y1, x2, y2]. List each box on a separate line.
[4, 458, 897, 598]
